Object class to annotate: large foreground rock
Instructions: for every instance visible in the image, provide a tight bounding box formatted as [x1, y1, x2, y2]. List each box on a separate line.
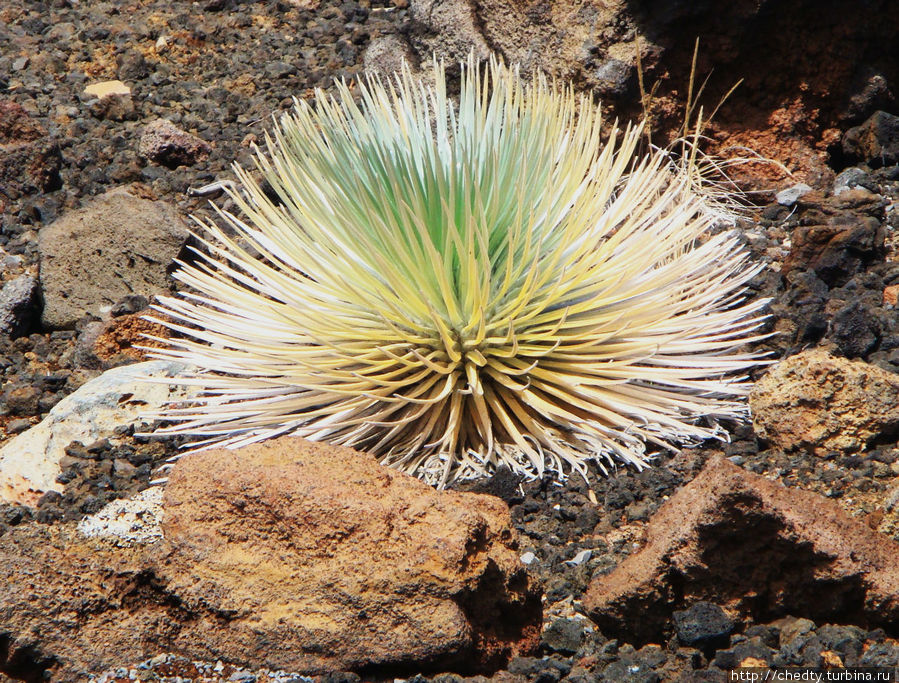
[0, 360, 191, 505]
[584, 456, 899, 644]
[750, 349, 899, 454]
[38, 186, 188, 329]
[0, 439, 540, 681]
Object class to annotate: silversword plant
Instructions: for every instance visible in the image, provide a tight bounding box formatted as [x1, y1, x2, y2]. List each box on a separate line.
[148, 56, 769, 486]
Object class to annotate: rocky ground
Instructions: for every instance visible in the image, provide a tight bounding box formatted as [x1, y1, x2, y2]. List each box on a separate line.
[2, 0, 899, 681]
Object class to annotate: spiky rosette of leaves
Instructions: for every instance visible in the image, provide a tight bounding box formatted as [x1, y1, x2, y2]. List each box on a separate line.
[147, 56, 769, 486]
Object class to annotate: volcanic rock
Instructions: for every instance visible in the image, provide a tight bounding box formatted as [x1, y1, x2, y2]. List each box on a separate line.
[833, 167, 875, 195]
[672, 602, 735, 650]
[159, 440, 541, 672]
[38, 186, 188, 329]
[138, 119, 212, 168]
[775, 183, 812, 206]
[0, 439, 541, 681]
[0, 100, 62, 200]
[0, 360, 191, 505]
[409, 0, 490, 65]
[362, 34, 418, 80]
[829, 301, 881, 358]
[750, 349, 899, 454]
[782, 190, 885, 286]
[0, 274, 38, 338]
[583, 456, 899, 645]
[842, 110, 899, 167]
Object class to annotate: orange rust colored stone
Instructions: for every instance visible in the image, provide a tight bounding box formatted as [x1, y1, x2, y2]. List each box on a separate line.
[93, 313, 171, 362]
[883, 284, 899, 307]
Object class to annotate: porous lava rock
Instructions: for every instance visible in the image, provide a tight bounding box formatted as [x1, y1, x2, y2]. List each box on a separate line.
[672, 602, 735, 650]
[159, 440, 542, 673]
[0, 439, 541, 681]
[0, 274, 39, 338]
[138, 119, 212, 168]
[583, 456, 899, 645]
[38, 186, 188, 329]
[750, 349, 899, 454]
[842, 110, 899, 167]
[0, 100, 62, 200]
[782, 189, 885, 286]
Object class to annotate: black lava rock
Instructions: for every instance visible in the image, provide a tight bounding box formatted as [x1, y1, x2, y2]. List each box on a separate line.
[673, 602, 735, 650]
[843, 110, 899, 168]
[454, 465, 524, 504]
[542, 618, 586, 654]
[830, 301, 881, 358]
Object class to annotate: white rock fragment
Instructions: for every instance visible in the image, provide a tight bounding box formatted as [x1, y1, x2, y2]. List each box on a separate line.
[83, 80, 131, 99]
[775, 183, 812, 206]
[520, 551, 537, 565]
[77, 486, 165, 546]
[565, 549, 593, 566]
[0, 360, 193, 505]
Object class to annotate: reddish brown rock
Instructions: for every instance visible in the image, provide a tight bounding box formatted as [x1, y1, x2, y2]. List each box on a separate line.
[138, 118, 212, 168]
[159, 440, 541, 673]
[0, 525, 152, 681]
[0, 439, 540, 681]
[583, 456, 899, 645]
[92, 312, 171, 364]
[884, 284, 899, 307]
[0, 100, 62, 199]
[750, 349, 899, 454]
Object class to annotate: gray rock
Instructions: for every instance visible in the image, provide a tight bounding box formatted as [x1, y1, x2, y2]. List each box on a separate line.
[116, 50, 149, 81]
[834, 166, 874, 195]
[565, 548, 592, 565]
[38, 186, 188, 329]
[0, 247, 23, 269]
[363, 34, 417, 81]
[409, 0, 490, 65]
[0, 274, 38, 337]
[593, 58, 635, 98]
[860, 641, 899, 667]
[775, 183, 812, 206]
[264, 61, 295, 79]
[72, 320, 107, 369]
